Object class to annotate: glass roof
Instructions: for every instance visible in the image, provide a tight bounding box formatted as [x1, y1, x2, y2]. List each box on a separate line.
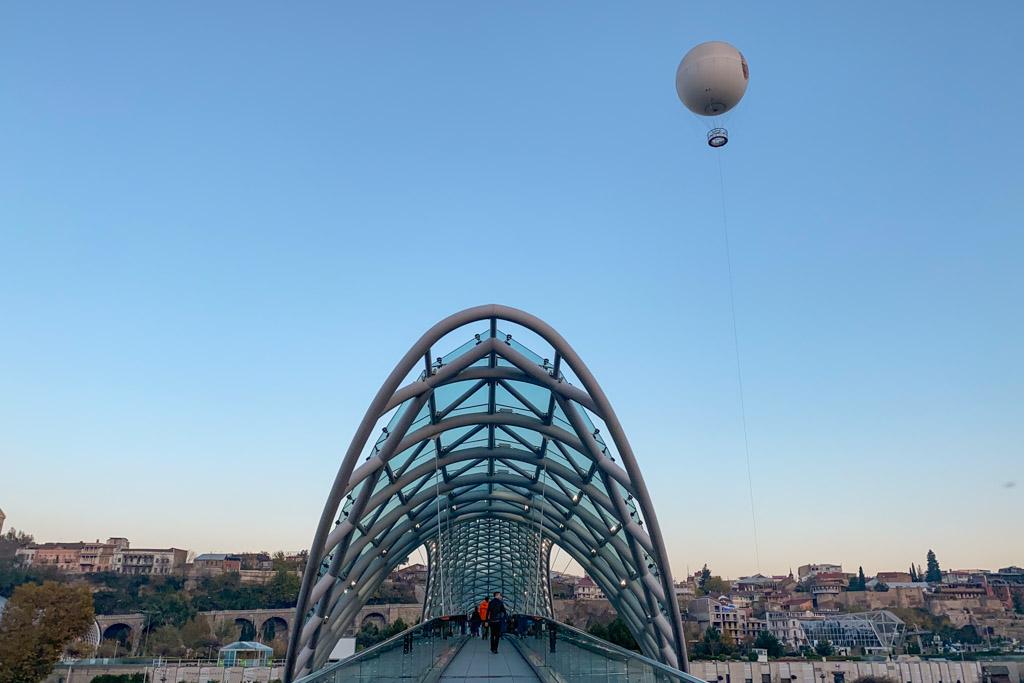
[290, 309, 684, 679]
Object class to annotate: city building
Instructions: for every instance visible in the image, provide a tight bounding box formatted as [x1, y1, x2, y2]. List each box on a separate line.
[14, 545, 36, 566]
[943, 570, 986, 585]
[397, 563, 429, 583]
[689, 596, 749, 644]
[987, 566, 1024, 607]
[573, 575, 605, 600]
[115, 547, 188, 575]
[30, 542, 86, 572]
[193, 553, 242, 575]
[796, 610, 905, 654]
[674, 582, 696, 598]
[736, 574, 786, 594]
[16, 538, 130, 573]
[809, 572, 848, 599]
[798, 564, 842, 581]
[767, 611, 810, 649]
[80, 538, 129, 573]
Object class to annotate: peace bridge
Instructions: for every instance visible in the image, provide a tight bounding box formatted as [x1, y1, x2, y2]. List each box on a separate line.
[285, 305, 702, 683]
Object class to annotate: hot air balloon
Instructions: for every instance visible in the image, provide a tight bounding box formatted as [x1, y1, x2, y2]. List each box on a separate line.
[675, 41, 749, 147]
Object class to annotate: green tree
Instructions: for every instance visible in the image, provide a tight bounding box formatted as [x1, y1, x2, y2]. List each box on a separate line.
[355, 622, 382, 650]
[754, 631, 784, 658]
[148, 624, 184, 656]
[0, 581, 95, 683]
[703, 576, 731, 595]
[0, 529, 34, 561]
[181, 614, 219, 654]
[849, 567, 866, 591]
[909, 565, 918, 582]
[699, 565, 712, 591]
[383, 618, 408, 639]
[1012, 594, 1024, 615]
[695, 626, 736, 657]
[587, 622, 609, 640]
[925, 550, 941, 583]
[608, 617, 639, 651]
[272, 551, 289, 572]
[873, 581, 889, 592]
[814, 639, 834, 657]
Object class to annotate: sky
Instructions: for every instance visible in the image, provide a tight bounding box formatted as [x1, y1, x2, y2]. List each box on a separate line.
[1, 3, 1021, 580]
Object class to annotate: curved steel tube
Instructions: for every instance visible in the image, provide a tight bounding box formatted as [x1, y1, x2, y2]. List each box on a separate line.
[285, 305, 687, 680]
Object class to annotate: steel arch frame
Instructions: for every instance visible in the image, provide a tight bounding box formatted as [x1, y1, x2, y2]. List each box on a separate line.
[285, 305, 687, 680]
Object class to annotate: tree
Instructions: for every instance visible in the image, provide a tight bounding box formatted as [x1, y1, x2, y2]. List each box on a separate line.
[925, 550, 941, 583]
[909, 565, 919, 582]
[608, 617, 639, 651]
[703, 576, 731, 595]
[355, 622, 381, 650]
[587, 622, 609, 640]
[0, 529, 34, 561]
[148, 624, 184, 656]
[754, 631, 784, 658]
[699, 565, 712, 591]
[383, 618, 408, 639]
[0, 581, 94, 683]
[181, 615, 219, 654]
[814, 639, 835, 657]
[873, 581, 889, 592]
[848, 567, 866, 591]
[1013, 594, 1024, 615]
[695, 626, 736, 657]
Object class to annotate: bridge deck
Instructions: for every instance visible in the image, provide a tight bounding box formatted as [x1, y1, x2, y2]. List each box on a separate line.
[439, 634, 539, 682]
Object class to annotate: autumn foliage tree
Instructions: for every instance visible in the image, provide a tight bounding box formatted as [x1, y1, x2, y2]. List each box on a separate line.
[0, 581, 94, 683]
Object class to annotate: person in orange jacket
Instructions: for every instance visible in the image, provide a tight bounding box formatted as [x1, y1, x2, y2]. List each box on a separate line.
[478, 598, 489, 639]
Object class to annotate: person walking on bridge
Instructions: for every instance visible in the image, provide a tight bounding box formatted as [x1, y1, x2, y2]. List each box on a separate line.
[478, 597, 489, 640]
[486, 591, 507, 654]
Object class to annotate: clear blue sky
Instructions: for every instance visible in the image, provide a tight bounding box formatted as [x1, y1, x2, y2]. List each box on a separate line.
[2, 3, 1021, 578]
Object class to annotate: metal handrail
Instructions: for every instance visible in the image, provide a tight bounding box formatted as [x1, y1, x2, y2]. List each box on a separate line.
[515, 616, 707, 683]
[294, 616, 460, 682]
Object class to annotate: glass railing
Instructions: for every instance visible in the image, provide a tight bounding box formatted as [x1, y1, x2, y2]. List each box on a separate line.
[295, 616, 466, 683]
[510, 616, 706, 683]
[296, 615, 704, 683]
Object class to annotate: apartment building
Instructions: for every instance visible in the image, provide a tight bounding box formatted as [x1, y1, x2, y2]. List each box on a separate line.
[115, 547, 188, 575]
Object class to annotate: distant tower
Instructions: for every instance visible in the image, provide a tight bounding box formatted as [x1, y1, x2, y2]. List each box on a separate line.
[0, 508, 5, 536]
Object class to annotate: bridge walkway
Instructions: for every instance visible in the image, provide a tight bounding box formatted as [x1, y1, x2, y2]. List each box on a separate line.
[439, 634, 539, 682]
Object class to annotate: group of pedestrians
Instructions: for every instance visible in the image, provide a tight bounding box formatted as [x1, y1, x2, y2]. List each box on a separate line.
[469, 591, 507, 653]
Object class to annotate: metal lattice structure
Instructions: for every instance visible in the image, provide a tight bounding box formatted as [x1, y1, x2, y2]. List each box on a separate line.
[285, 305, 687, 681]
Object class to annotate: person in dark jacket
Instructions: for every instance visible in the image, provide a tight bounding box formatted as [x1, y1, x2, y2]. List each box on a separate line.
[485, 591, 507, 653]
[469, 609, 481, 636]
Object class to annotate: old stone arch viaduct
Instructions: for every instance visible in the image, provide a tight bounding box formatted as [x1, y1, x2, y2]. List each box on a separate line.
[95, 603, 421, 653]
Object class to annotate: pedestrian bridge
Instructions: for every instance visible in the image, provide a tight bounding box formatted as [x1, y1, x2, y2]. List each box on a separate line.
[285, 306, 692, 682]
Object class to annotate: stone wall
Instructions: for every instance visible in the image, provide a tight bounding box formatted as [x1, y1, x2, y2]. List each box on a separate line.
[552, 597, 618, 629]
[47, 664, 286, 683]
[689, 659, 1023, 683]
[838, 588, 926, 611]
